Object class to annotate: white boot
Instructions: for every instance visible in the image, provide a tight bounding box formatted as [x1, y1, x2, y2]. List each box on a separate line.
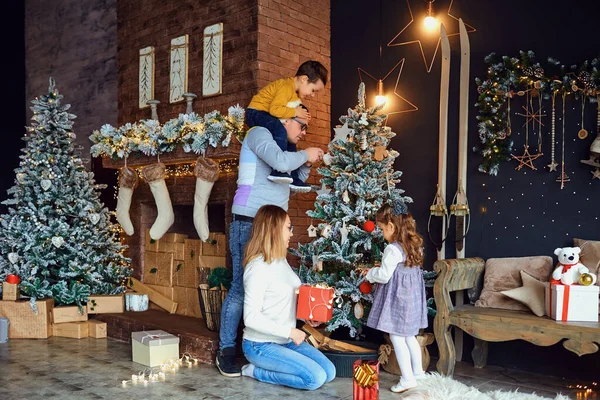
[115, 167, 138, 236]
[193, 157, 220, 241]
[141, 163, 174, 240]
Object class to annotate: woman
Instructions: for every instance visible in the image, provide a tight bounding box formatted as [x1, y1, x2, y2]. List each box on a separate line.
[240, 204, 336, 390]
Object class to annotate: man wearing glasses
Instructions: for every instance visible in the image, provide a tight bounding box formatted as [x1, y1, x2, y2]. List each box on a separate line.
[216, 109, 324, 377]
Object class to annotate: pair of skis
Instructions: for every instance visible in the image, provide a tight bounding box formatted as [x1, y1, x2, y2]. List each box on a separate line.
[432, 19, 471, 360]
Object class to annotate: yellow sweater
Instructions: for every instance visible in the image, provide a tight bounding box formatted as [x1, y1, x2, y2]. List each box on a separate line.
[248, 77, 301, 119]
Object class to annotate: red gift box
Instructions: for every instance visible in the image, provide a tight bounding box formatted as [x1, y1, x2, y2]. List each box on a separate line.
[296, 284, 334, 322]
[353, 359, 379, 400]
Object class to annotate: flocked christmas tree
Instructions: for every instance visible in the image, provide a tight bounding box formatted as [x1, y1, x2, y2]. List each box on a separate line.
[0, 78, 131, 309]
[294, 83, 417, 338]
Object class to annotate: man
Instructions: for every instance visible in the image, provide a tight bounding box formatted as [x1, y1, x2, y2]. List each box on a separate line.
[216, 106, 323, 377]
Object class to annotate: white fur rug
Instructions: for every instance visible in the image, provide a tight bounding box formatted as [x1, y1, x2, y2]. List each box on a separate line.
[398, 373, 571, 400]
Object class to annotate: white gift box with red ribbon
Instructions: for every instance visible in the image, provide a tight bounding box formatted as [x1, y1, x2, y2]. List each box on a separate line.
[545, 283, 599, 322]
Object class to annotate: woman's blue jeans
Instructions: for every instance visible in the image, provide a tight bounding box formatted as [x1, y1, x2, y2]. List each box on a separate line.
[242, 339, 336, 390]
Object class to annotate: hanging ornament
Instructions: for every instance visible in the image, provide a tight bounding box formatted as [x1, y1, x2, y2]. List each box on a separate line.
[556, 92, 570, 189]
[354, 302, 364, 319]
[523, 67, 534, 76]
[359, 281, 373, 294]
[307, 224, 318, 238]
[578, 95, 588, 139]
[5, 274, 20, 284]
[322, 153, 333, 165]
[321, 224, 332, 238]
[339, 220, 349, 244]
[312, 255, 323, 272]
[40, 179, 52, 191]
[16, 173, 26, 184]
[89, 213, 100, 225]
[342, 190, 350, 203]
[51, 236, 65, 248]
[360, 135, 368, 150]
[363, 220, 375, 233]
[7, 252, 19, 264]
[374, 146, 388, 161]
[333, 122, 353, 142]
[547, 93, 558, 172]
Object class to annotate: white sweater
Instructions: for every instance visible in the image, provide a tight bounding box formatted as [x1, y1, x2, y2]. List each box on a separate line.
[366, 244, 405, 284]
[243, 256, 301, 344]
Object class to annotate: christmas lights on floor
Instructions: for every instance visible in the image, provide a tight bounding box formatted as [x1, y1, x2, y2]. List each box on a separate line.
[122, 354, 200, 387]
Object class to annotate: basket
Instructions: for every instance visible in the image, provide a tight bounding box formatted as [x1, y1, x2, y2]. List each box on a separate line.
[198, 284, 227, 331]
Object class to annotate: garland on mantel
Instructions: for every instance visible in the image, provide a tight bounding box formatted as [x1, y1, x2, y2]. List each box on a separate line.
[475, 51, 600, 176]
[90, 105, 246, 160]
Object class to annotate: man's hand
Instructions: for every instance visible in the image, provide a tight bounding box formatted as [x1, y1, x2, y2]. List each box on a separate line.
[289, 328, 307, 345]
[295, 106, 310, 121]
[304, 147, 324, 164]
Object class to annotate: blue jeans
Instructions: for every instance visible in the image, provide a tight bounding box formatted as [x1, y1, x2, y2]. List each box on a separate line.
[246, 108, 299, 178]
[219, 220, 253, 350]
[242, 339, 336, 390]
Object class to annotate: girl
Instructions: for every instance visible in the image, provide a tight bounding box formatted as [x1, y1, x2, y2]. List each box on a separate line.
[241, 204, 336, 390]
[365, 201, 428, 393]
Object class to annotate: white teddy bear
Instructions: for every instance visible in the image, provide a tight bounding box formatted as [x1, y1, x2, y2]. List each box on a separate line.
[552, 247, 597, 285]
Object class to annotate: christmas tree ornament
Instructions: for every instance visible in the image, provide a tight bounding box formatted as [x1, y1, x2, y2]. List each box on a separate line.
[342, 190, 350, 203]
[141, 163, 175, 240]
[353, 302, 364, 319]
[333, 122, 352, 142]
[115, 166, 139, 236]
[307, 224, 318, 238]
[51, 236, 65, 248]
[40, 179, 52, 191]
[339, 220, 349, 244]
[88, 213, 100, 225]
[7, 253, 18, 264]
[312, 255, 323, 272]
[580, 273, 595, 286]
[374, 146, 388, 161]
[5, 274, 20, 284]
[16, 173, 25, 183]
[363, 220, 375, 233]
[321, 224, 332, 238]
[193, 157, 220, 241]
[322, 153, 333, 165]
[316, 183, 331, 197]
[361, 135, 368, 150]
[359, 281, 373, 294]
[512, 85, 543, 171]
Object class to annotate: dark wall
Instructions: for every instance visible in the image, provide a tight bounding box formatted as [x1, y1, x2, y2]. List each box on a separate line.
[332, 0, 600, 381]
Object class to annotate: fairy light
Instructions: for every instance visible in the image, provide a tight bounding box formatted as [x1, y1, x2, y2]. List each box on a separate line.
[120, 353, 201, 388]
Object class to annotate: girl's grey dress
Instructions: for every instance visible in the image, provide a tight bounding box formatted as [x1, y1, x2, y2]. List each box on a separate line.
[367, 242, 428, 337]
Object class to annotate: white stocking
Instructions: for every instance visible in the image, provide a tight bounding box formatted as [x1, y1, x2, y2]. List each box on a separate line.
[406, 335, 424, 375]
[390, 334, 416, 385]
[141, 163, 174, 240]
[115, 167, 138, 236]
[193, 157, 219, 241]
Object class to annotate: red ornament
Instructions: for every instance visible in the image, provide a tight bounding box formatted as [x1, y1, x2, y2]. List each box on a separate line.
[359, 281, 373, 294]
[5, 274, 20, 284]
[363, 221, 375, 233]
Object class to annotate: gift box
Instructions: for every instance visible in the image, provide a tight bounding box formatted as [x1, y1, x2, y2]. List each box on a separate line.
[202, 233, 227, 257]
[132, 330, 180, 367]
[53, 305, 88, 324]
[88, 320, 107, 338]
[2, 282, 19, 301]
[87, 294, 124, 314]
[53, 321, 89, 339]
[0, 299, 53, 338]
[545, 283, 599, 322]
[144, 251, 175, 287]
[353, 359, 379, 400]
[296, 284, 334, 322]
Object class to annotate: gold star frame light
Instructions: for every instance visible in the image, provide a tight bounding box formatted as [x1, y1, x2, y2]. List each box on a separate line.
[387, 0, 476, 73]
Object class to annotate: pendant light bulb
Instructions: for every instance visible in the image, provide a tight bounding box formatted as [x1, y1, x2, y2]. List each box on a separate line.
[375, 80, 387, 106]
[424, 0, 438, 31]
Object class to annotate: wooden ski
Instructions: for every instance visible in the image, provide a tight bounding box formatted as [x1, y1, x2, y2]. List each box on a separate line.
[437, 24, 451, 261]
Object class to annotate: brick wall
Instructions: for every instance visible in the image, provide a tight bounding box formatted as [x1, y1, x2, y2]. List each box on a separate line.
[117, 0, 331, 259]
[25, 0, 118, 168]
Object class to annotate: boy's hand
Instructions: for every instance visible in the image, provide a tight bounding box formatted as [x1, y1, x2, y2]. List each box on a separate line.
[295, 106, 310, 120]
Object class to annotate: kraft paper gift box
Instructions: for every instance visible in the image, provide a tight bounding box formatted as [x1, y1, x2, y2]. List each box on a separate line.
[296, 285, 334, 322]
[353, 359, 379, 400]
[132, 330, 180, 367]
[545, 283, 599, 322]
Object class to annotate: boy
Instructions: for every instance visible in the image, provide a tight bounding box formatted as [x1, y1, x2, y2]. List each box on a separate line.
[246, 60, 328, 192]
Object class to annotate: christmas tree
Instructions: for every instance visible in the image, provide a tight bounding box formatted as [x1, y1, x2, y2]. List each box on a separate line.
[0, 78, 131, 309]
[294, 83, 414, 337]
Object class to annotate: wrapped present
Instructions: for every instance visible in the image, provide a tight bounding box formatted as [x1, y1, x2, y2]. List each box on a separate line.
[53, 321, 89, 339]
[54, 305, 88, 323]
[545, 283, 599, 322]
[88, 320, 107, 338]
[296, 284, 334, 322]
[302, 323, 372, 352]
[353, 359, 379, 400]
[2, 282, 19, 301]
[144, 251, 175, 287]
[0, 299, 54, 339]
[202, 233, 227, 256]
[132, 330, 180, 367]
[87, 294, 124, 314]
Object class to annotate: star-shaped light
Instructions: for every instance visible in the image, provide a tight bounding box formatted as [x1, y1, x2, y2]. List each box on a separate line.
[387, 0, 475, 73]
[358, 58, 418, 124]
[592, 168, 600, 179]
[333, 122, 353, 142]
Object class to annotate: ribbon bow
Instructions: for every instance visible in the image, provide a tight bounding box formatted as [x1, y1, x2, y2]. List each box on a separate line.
[140, 331, 171, 344]
[354, 362, 378, 388]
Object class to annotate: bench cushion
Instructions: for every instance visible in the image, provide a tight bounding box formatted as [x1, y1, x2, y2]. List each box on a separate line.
[474, 256, 552, 311]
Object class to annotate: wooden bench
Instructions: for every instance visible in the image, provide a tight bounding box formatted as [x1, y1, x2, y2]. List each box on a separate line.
[433, 257, 600, 376]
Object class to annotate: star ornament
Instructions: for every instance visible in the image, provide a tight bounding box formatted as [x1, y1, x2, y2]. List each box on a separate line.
[512, 145, 542, 171]
[333, 122, 353, 142]
[500, 270, 546, 317]
[387, 0, 475, 73]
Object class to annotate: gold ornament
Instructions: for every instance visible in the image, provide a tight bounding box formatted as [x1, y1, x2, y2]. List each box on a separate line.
[534, 80, 542, 89]
[578, 129, 589, 140]
[354, 363, 378, 388]
[580, 273, 594, 286]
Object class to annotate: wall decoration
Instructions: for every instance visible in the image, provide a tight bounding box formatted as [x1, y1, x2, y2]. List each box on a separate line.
[169, 35, 189, 103]
[475, 51, 600, 176]
[203, 23, 223, 97]
[387, 0, 475, 73]
[139, 46, 155, 109]
[511, 86, 543, 171]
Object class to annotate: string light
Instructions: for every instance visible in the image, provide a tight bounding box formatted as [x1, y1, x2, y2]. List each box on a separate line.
[120, 353, 200, 388]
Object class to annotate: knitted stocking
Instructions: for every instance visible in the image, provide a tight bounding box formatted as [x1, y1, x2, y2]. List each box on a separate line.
[193, 157, 220, 241]
[141, 163, 174, 240]
[115, 167, 138, 236]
